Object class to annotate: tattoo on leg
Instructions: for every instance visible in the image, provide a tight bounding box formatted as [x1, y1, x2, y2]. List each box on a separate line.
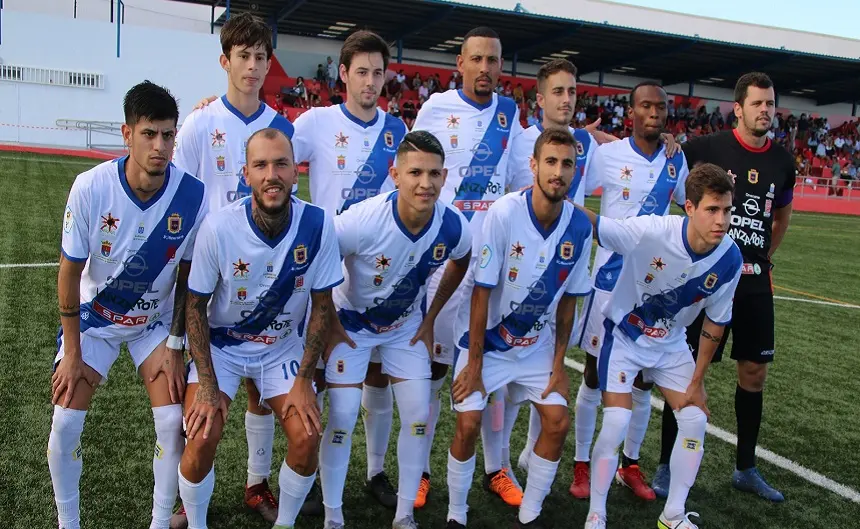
[701, 329, 722, 343]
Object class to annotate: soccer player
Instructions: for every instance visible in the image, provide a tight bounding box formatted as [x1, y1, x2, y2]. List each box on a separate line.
[446, 129, 593, 529]
[570, 81, 689, 501]
[581, 163, 743, 529]
[320, 131, 472, 529]
[400, 25, 525, 509]
[49, 81, 207, 529]
[171, 13, 295, 526]
[652, 72, 796, 503]
[177, 127, 342, 529]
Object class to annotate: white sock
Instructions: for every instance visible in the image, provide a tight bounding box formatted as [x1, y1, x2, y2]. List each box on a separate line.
[362, 384, 393, 480]
[319, 387, 362, 525]
[518, 451, 560, 524]
[574, 381, 602, 462]
[392, 379, 431, 521]
[501, 399, 520, 470]
[423, 377, 446, 475]
[446, 451, 475, 525]
[481, 388, 505, 474]
[589, 407, 631, 517]
[48, 406, 86, 529]
[151, 405, 183, 529]
[664, 407, 707, 520]
[245, 411, 275, 487]
[519, 404, 541, 470]
[275, 461, 316, 527]
[623, 387, 652, 461]
[178, 467, 215, 529]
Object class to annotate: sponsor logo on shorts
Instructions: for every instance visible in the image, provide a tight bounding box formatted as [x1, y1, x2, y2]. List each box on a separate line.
[760, 349, 775, 356]
[411, 423, 427, 436]
[331, 429, 347, 444]
[683, 438, 701, 452]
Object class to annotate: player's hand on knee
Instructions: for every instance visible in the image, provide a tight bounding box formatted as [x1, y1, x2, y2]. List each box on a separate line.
[193, 95, 218, 111]
[678, 380, 710, 419]
[324, 319, 356, 363]
[451, 365, 485, 404]
[410, 318, 435, 359]
[185, 384, 227, 441]
[51, 355, 98, 408]
[541, 369, 570, 400]
[282, 379, 322, 437]
[147, 343, 187, 404]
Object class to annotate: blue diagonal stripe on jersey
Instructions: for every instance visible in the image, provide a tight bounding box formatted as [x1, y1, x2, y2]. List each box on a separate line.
[339, 205, 462, 333]
[453, 97, 517, 221]
[595, 150, 684, 291]
[340, 114, 405, 213]
[569, 128, 592, 200]
[617, 247, 740, 342]
[210, 205, 325, 348]
[80, 172, 204, 332]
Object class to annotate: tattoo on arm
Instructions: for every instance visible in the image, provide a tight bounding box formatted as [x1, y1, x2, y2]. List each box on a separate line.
[298, 290, 332, 379]
[427, 255, 469, 318]
[59, 302, 80, 318]
[186, 291, 217, 399]
[701, 329, 722, 343]
[554, 297, 576, 355]
[170, 262, 191, 338]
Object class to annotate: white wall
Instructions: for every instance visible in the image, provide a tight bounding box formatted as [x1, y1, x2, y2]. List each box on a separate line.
[0, 10, 225, 147]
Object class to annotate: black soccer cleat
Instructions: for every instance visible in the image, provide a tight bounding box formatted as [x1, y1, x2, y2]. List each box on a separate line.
[300, 478, 324, 517]
[365, 471, 397, 509]
[446, 520, 467, 529]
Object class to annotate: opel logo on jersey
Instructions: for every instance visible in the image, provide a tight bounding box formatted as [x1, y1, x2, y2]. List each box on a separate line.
[527, 278, 547, 301]
[123, 253, 148, 277]
[743, 197, 760, 216]
[355, 163, 376, 184]
[639, 193, 659, 213]
[393, 277, 414, 295]
[471, 142, 492, 162]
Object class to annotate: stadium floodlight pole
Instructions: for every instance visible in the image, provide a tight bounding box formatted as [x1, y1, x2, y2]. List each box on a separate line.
[115, 0, 121, 58]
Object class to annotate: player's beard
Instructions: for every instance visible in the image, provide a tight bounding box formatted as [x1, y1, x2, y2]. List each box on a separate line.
[253, 185, 291, 216]
[473, 75, 493, 97]
[746, 114, 770, 137]
[252, 185, 292, 237]
[537, 175, 567, 203]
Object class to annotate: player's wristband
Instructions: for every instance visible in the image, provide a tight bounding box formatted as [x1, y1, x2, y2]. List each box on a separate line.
[166, 335, 184, 350]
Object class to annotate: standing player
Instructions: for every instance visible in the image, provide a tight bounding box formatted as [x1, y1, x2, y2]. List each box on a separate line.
[652, 72, 795, 502]
[571, 81, 689, 501]
[582, 163, 743, 529]
[320, 131, 472, 529]
[49, 81, 207, 529]
[401, 26, 524, 509]
[177, 128, 342, 529]
[170, 13, 295, 527]
[445, 129, 592, 529]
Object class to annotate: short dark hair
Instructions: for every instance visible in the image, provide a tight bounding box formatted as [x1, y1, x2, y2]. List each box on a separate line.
[340, 30, 391, 73]
[396, 130, 445, 163]
[630, 80, 665, 106]
[245, 127, 294, 164]
[220, 12, 273, 59]
[537, 59, 577, 93]
[533, 128, 576, 159]
[685, 163, 734, 206]
[123, 81, 179, 127]
[734, 72, 773, 105]
[461, 26, 500, 52]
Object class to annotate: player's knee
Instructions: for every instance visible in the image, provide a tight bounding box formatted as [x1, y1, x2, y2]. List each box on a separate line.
[738, 362, 767, 391]
[675, 406, 707, 438]
[540, 408, 570, 439]
[431, 361, 449, 380]
[48, 406, 86, 452]
[583, 363, 599, 390]
[152, 404, 183, 436]
[454, 411, 482, 445]
[288, 427, 321, 457]
[393, 379, 431, 425]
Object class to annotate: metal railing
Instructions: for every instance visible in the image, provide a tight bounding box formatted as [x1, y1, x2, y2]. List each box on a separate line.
[55, 119, 125, 151]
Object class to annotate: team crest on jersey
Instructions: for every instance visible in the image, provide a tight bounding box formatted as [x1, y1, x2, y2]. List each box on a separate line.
[433, 243, 447, 261]
[704, 273, 718, 289]
[216, 156, 226, 172]
[622, 187, 630, 200]
[167, 213, 182, 234]
[237, 287, 247, 301]
[100, 240, 112, 257]
[748, 169, 759, 184]
[497, 112, 508, 128]
[373, 274, 384, 287]
[576, 140, 584, 156]
[63, 207, 74, 233]
[668, 163, 677, 179]
[651, 257, 666, 271]
[450, 135, 458, 148]
[447, 115, 460, 129]
[337, 360, 345, 373]
[363, 136, 370, 148]
[560, 241, 574, 260]
[233, 259, 250, 278]
[337, 155, 346, 170]
[508, 267, 519, 282]
[644, 273, 655, 284]
[267, 262, 274, 273]
[384, 131, 394, 148]
[210, 129, 226, 148]
[100, 212, 120, 233]
[510, 241, 525, 259]
[375, 254, 391, 270]
[295, 275, 304, 289]
[294, 244, 307, 265]
[335, 132, 349, 148]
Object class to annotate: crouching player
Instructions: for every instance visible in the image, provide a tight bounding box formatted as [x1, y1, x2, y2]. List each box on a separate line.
[581, 163, 743, 529]
[445, 129, 593, 528]
[178, 128, 343, 529]
[321, 131, 472, 529]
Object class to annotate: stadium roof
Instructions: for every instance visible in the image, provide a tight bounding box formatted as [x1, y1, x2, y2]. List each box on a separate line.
[175, 0, 860, 106]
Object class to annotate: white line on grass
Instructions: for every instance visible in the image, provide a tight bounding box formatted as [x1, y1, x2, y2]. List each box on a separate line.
[0, 155, 99, 165]
[562, 356, 860, 503]
[774, 295, 860, 309]
[0, 262, 59, 269]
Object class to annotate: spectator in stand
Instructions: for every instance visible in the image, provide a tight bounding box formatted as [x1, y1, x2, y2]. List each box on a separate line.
[427, 74, 438, 95]
[835, 134, 846, 153]
[418, 80, 429, 104]
[513, 83, 524, 104]
[294, 76, 309, 108]
[401, 98, 416, 130]
[526, 108, 539, 127]
[526, 83, 537, 104]
[272, 93, 285, 115]
[326, 56, 338, 90]
[412, 72, 422, 91]
[308, 78, 321, 107]
[575, 108, 586, 127]
[503, 81, 513, 97]
[387, 93, 401, 118]
[830, 157, 842, 195]
[667, 98, 676, 124]
[329, 86, 344, 105]
[450, 75, 459, 91]
[316, 63, 327, 83]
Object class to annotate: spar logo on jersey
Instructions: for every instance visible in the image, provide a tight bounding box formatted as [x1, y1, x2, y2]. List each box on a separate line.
[497, 112, 507, 128]
[384, 131, 395, 148]
[167, 213, 182, 234]
[433, 243, 447, 261]
[335, 132, 349, 149]
[559, 241, 574, 260]
[447, 115, 460, 129]
[620, 166, 633, 181]
[337, 155, 346, 170]
[450, 135, 458, 148]
[668, 163, 677, 179]
[625, 313, 668, 338]
[226, 329, 277, 344]
[210, 129, 226, 148]
[233, 259, 251, 278]
[92, 301, 149, 327]
[100, 212, 120, 233]
[216, 156, 226, 172]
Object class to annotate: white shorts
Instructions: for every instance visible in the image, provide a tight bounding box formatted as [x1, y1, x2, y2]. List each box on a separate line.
[187, 345, 308, 408]
[452, 347, 567, 413]
[598, 320, 694, 394]
[53, 313, 171, 383]
[577, 289, 612, 357]
[326, 327, 431, 385]
[427, 261, 472, 366]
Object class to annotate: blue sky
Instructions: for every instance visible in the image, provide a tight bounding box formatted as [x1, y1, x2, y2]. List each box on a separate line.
[605, 0, 860, 40]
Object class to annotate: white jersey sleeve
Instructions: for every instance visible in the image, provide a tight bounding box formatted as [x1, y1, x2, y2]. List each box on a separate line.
[411, 97, 434, 133]
[506, 128, 534, 192]
[705, 264, 742, 325]
[473, 204, 507, 288]
[173, 110, 202, 178]
[596, 214, 659, 256]
[449, 207, 473, 260]
[61, 174, 92, 262]
[310, 213, 345, 291]
[583, 142, 606, 196]
[292, 108, 315, 165]
[565, 217, 593, 296]
[333, 203, 362, 257]
[187, 217, 221, 296]
[181, 198, 209, 262]
[672, 153, 691, 207]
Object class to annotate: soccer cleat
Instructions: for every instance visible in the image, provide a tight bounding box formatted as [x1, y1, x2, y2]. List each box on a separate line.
[244, 479, 279, 523]
[583, 512, 606, 529]
[414, 472, 431, 509]
[615, 464, 657, 501]
[484, 469, 523, 506]
[272, 526, 293, 529]
[732, 468, 785, 502]
[366, 472, 398, 509]
[392, 514, 419, 528]
[569, 462, 590, 499]
[651, 464, 670, 499]
[168, 505, 187, 529]
[514, 515, 550, 528]
[300, 479, 324, 516]
[324, 522, 345, 529]
[657, 511, 700, 529]
[505, 466, 523, 492]
[446, 520, 466, 529]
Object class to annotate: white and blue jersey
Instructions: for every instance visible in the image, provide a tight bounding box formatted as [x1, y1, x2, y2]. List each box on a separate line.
[507, 124, 596, 204]
[187, 197, 343, 358]
[456, 190, 592, 359]
[588, 138, 689, 293]
[292, 104, 407, 216]
[597, 214, 742, 353]
[173, 96, 294, 212]
[61, 157, 207, 340]
[332, 191, 472, 334]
